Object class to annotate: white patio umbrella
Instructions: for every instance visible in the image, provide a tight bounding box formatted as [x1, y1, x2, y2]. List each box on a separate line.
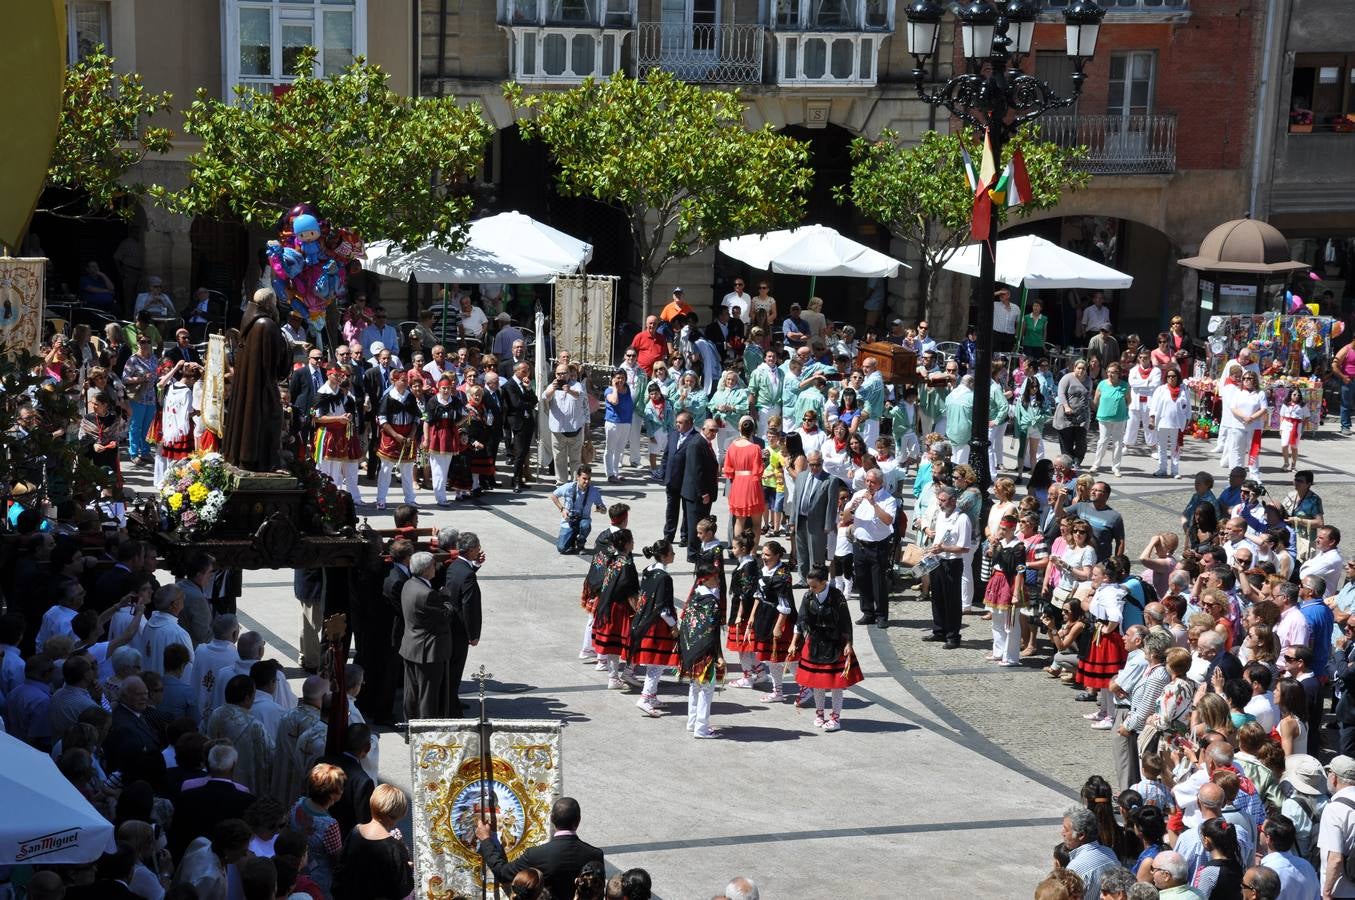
[719, 224, 908, 278]
[363, 211, 593, 284]
[0, 731, 114, 865]
[942, 233, 1133, 290]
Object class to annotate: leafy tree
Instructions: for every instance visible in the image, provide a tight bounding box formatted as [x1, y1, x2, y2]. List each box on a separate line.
[837, 128, 1089, 311]
[44, 48, 174, 219]
[506, 72, 813, 315]
[153, 49, 493, 250]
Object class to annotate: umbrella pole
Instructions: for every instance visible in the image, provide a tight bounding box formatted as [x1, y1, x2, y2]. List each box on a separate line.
[808, 275, 817, 302]
[1014, 285, 1029, 354]
[441, 284, 448, 346]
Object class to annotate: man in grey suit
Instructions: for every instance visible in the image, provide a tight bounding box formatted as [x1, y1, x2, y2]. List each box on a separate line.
[787, 451, 837, 586]
[399, 552, 452, 721]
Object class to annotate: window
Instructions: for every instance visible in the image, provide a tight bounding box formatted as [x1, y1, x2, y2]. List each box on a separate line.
[1290, 53, 1355, 130]
[68, 1, 110, 62]
[1107, 51, 1155, 120]
[225, 0, 365, 96]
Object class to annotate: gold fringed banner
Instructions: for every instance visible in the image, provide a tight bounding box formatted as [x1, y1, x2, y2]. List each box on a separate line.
[409, 719, 562, 899]
[202, 334, 226, 437]
[0, 258, 45, 354]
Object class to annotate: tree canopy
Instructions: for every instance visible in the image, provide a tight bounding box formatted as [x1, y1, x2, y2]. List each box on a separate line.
[837, 128, 1089, 307]
[506, 72, 813, 312]
[44, 48, 174, 219]
[153, 49, 493, 250]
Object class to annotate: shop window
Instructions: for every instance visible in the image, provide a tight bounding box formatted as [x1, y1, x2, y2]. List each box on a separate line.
[1289, 53, 1355, 132]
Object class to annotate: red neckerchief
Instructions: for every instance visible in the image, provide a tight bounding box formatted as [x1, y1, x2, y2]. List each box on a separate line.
[1137, 366, 1152, 378]
[1225, 376, 1239, 387]
[877, 453, 893, 462]
[850, 452, 863, 465]
[1167, 385, 1181, 401]
[833, 437, 848, 453]
[801, 425, 818, 435]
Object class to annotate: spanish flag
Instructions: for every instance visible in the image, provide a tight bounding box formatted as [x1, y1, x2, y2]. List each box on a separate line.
[971, 130, 998, 241]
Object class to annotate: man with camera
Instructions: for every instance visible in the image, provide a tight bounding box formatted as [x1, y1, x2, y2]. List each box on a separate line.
[544, 363, 587, 486]
[552, 466, 607, 555]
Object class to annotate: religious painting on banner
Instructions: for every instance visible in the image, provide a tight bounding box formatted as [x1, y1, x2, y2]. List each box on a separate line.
[0, 258, 45, 354]
[202, 334, 226, 440]
[552, 275, 616, 367]
[409, 720, 563, 899]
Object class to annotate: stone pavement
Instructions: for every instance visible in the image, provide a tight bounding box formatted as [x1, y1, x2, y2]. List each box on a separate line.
[199, 424, 1355, 898]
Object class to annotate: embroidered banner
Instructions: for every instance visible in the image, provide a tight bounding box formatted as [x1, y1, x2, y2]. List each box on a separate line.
[409, 719, 563, 899]
[552, 274, 616, 368]
[202, 334, 226, 437]
[0, 258, 45, 354]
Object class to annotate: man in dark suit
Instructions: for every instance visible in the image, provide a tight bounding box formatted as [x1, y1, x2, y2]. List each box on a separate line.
[288, 347, 326, 448]
[168, 744, 256, 860]
[787, 450, 838, 585]
[500, 361, 538, 493]
[362, 346, 397, 478]
[482, 371, 505, 488]
[317, 723, 375, 835]
[498, 338, 529, 380]
[681, 418, 720, 561]
[360, 539, 413, 724]
[660, 412, 694, 546]
[399, 552, 453, 721]
[703, 306, 735, 358]
[103, 675, 162, 776]
[475, 797, 604, 900]
[92, 541, 143, 612]
[441, 532, 484, 718]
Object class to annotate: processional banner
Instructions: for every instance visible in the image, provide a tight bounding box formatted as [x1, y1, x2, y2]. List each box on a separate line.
[409, 720, 563, 899]
[0, 258, 45, 354]
[552, 275, 616, 368]
[202, 334, 226, 437]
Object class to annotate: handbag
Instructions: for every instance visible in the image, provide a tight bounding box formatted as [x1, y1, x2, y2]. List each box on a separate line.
[1050, 583, 1074, 609]
[581, 439, 595, 464]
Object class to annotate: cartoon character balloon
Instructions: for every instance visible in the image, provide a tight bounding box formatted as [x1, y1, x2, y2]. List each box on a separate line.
[265, 205, 363, 342]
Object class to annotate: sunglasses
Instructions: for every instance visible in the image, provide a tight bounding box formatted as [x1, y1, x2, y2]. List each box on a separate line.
[1282, 654, 1299, 662]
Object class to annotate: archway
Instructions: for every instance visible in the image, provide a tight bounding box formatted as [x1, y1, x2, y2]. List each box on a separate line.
[998, 214, 1181, 349]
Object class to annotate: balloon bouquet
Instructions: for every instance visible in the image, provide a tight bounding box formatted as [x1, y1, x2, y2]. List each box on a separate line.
[265, 204, 365, 349]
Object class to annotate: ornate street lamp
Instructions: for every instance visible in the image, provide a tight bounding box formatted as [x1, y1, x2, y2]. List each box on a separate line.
[904, 0, 1104, 491]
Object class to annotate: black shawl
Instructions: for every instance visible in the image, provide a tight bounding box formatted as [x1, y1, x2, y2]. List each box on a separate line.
[628, 565, 675, 659]
[593, 552, 638, 623]
[798, 586, 852, 664]
[752, 562, 796, 641]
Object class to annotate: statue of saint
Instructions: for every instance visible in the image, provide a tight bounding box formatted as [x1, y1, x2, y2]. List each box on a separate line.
[222, 288, 292, 472]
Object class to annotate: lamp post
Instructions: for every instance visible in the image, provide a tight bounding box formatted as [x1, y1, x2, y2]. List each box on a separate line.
[904, 0, 1104, 491]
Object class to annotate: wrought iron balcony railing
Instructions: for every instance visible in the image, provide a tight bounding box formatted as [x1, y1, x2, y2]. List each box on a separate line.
[1041, 113, 1177, 175]
[634, 22, 765, 84]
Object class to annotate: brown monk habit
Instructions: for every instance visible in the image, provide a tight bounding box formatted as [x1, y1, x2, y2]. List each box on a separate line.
[222, 288, 292, 472]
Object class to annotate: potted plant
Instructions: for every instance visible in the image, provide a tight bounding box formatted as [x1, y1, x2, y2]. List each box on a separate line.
[1290, 108, 1314, 133]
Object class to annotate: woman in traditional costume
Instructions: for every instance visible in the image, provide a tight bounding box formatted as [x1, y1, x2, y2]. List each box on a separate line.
[591, 529, 639, 691]
[789, 565, 862, 732]
[312, 363, 364, 503]
[629, 539, 681, 718]
[747, 540, 797, 704]
[678, 562, 724, 739]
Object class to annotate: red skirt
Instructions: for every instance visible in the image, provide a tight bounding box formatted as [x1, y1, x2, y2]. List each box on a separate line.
[1076, 628, 1126, 689]
[316, 423, 361, 461]
[753, 631, 795, 664]
[795, 647, 864, 690]
[426, 421, 463, 455]
[197, 430, 219, 453]
[160, 433, 194, 460]
[629, 619, 679, 668]
[469, 450, 495, 476]
[725, 623, 755, 654]
[984, 572, 1017, 610]
[592, 601, 632, 657]
[376, 423, 415, 462]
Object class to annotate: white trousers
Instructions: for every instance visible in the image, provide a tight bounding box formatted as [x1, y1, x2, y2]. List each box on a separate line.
[991, 607, 1021, 664]
[320, 458, 364, 503]
[604, 420, 631, 478]
[812, 688, 844, 716]
[1155, 428, 1181, 476]
[1126, 402, 1156, 447]
[953, 443, 971, 465]
[429, 452, 455, 503]
[1220, 426, 1245, 470]
[1092, 419, 1127, 471]
[960, 546, 975, 609]
[858, 417, 879, 449]
[757, 407, 774, 439]
[629, 414, 646, 466]
[687, 682, 714, 736]
[378, 459, 416, 504]
[642, 666, 663, 700]
[989, 421, 1008, 473]
[716, 424, 737, 462]
[580, 614, 595, 655]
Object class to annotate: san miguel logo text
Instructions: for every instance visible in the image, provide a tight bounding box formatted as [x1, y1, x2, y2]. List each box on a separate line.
[16, 829, 81, 861]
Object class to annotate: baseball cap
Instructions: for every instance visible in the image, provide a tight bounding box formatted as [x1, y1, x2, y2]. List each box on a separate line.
[890, 317, 904, 326]
[148, 275, 162, 286]
[672, 286, 684, 294]
[1330, 755, 1355, 783]
[1099, 323, 1112, 332]
[369, 341, 385, 355]
[494, 311, 511, 323]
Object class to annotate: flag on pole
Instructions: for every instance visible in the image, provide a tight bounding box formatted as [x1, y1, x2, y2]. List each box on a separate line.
[1006, 149, 1032, 208]
[960, 142, 978, 193]
[970, 130, 998, 242]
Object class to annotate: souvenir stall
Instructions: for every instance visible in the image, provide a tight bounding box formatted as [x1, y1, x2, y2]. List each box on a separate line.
[1180, 312, 1337, 439]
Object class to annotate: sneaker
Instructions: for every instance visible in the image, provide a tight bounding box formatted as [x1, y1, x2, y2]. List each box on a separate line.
[759, 691, 784, 703]
[607, 677, 624, 690]
[635, 698, 660, 718]
[594, 660, 609, 672]
[578, 651, 597, 661]
[1082, 710, 1105, 720]
[1174, 472, 1183, 479]
[1112, 466, 1122, 477]
[798, 687, 813, 705]
[822, 715, 842, 733]
[692, 728, 720, 739]
[1090, 718, 1115, 731]
[727, 677, 753, 689]
[813, 712, 826, 729]
[620, 671, 644, 688]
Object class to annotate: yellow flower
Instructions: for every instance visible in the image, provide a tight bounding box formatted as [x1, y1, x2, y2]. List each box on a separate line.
[191, 461, 203, 473]
[168, 493, 184, 511]
[187, 482, 209, 504]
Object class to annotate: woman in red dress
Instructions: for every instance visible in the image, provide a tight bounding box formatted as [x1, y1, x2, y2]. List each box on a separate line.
[722, 416, 767, 544]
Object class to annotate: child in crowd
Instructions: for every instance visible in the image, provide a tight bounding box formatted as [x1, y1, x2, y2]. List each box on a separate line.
[1179, 472, 1217, 540]
[1279, 389, 1307, 473]
[830, 488, 854, 598]
[761, 428, 786, 537]
[679, 563, 725, 739]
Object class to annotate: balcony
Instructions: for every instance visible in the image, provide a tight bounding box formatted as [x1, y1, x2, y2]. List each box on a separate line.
[1041, 0, 1189, 22]
[499, 0, 632, 83]
[634, 22, 764, 84]
[772, 31, 886, 86]
[1041, 114, 1177, 175]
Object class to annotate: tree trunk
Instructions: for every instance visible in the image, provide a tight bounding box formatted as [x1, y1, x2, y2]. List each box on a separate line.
[640, 270, 655, 320]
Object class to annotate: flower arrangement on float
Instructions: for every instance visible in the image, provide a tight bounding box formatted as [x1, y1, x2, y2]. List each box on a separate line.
[161, 452, 233, 535]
